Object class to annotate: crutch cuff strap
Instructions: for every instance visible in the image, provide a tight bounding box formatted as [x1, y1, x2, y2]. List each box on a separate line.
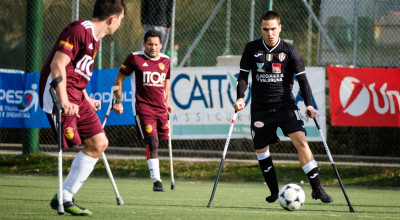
[50, 76, 63, 89]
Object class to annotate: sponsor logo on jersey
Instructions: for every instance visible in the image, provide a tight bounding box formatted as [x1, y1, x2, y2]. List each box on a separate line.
[266, 54, 273, 61]
[257, 63, 264, 72]
[88, 43, 93, 50]
[256, 73, 283, 82]
[254, 53, 263, 57]
[59, 40, 73, 50]
[143, 71, 167, 86]
[145, 124, 152, 133]
[159, 63, 165, 71]
[254, 121, 264, 128]
[143, 62, 148, 67]
[278, 52, 286, 62]
[272, 63, 281, 73]
[75, 54, 94, 80]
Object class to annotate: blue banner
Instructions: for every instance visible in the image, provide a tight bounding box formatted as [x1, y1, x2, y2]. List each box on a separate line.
[0, 69, 135, 128]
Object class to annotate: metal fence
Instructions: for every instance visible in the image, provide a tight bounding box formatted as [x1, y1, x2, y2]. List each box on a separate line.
[0, 0, 399, 161]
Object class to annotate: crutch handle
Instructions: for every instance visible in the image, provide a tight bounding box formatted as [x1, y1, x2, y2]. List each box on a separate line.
[306, 110, 320, 130]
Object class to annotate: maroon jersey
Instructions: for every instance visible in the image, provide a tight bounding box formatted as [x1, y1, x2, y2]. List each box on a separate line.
[119, 51, 171, 115]
[39, 20, 100, 113]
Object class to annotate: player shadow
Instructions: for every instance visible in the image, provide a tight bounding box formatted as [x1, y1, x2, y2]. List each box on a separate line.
[89, 199, 272, 210]
[0, 183, 50, 189]
[307, 203, 400, 214]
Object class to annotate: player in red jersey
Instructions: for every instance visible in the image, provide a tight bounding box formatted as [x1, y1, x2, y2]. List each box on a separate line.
[39, 0, 126, 216]
[113, 30, 173, 192]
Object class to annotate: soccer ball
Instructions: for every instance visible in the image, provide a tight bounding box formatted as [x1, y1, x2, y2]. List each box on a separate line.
[278, 183, 305, 211]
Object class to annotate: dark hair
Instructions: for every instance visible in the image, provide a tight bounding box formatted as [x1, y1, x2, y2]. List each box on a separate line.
[259, 10, 280, 25]
[93, 0, 126, 21]
[144, 30, 162, 44]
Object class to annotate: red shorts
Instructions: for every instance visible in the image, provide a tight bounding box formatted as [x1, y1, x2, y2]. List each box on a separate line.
[47, 99, 104, 148]
[135, 111, 169, 140]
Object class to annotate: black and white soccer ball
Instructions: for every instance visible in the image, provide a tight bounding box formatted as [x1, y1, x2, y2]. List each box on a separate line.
[278, 183, 305, 211]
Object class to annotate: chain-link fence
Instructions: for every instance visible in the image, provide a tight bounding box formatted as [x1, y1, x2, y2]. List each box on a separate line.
[0, 0, 399, 161]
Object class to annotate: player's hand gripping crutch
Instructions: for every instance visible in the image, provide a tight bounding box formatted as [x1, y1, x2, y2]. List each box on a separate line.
[49, 77, 64, 215]
[307, 110, 355, 213]
[99, 86, 124, 205]
[168, 115, 175, 190]
[207, 111, 238, 208]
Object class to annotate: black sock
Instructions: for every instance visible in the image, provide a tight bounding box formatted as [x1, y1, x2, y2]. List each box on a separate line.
[307, 167, 321, 191]
[258, 156, 279, 195]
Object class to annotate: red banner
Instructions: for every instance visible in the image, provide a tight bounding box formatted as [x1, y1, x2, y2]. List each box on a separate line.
[327, 66, 400, 127]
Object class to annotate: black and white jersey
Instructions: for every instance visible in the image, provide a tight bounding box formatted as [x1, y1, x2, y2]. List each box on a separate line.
[238, 38, 307, 113]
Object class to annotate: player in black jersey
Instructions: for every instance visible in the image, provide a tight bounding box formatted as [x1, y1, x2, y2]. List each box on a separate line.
[233, 11, 333, 204]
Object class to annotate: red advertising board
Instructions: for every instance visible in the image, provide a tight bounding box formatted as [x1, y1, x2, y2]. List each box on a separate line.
[327, 66, 400, 127]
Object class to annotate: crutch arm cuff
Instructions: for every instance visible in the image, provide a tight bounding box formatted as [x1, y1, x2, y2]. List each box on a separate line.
[50, 76, 63, 89]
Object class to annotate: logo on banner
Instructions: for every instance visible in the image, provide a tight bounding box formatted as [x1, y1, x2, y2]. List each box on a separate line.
[340, 76, 400, 116]
[0, 83, 39, 119]
[340, 77, 370, 116]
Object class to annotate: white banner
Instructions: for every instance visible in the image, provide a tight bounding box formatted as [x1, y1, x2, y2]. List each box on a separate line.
[169, 66, 326, 141]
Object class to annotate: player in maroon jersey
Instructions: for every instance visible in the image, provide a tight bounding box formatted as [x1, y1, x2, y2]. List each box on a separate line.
[113, 30, 173, 192]
[39, 0, 126, 216]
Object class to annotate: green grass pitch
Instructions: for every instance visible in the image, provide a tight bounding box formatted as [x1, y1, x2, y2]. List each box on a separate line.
[0, 174, 399, 219]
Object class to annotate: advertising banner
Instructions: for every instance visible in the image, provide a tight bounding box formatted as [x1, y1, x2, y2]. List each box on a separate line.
[1, 67, 326, 141]
[0, 69, 134, 128]
[328, 66, 400, 127]
[170, 67, 326, 141]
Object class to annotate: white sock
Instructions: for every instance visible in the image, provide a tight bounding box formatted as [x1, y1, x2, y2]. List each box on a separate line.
[147, 158, 161, 183]
[61, 151, 98, 202]
[302, 160, 318, 174]
[256, 149, 270, 160]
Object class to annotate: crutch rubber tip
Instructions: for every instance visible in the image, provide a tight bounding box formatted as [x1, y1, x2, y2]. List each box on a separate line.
[116, 197, 124, 205]
[57, 205, 64, 215]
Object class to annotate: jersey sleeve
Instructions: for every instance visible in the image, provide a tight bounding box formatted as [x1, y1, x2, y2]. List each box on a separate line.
[119, 53, 136, 76]
[56, 24, 85, 61]
[237, 43, 252, 99]
[239, 43, 252, 74]
[289, 46, 305, 75]
[166, 60, 171, 79]
[290, 46, 312, 106]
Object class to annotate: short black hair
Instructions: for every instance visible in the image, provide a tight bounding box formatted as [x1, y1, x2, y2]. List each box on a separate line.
[93, 0, 126, 21]
[259, 10, 280, 25]
[144, 30, 163, 44]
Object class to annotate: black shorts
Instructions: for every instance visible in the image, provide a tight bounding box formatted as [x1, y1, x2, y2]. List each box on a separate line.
[251, 109, 306, 149]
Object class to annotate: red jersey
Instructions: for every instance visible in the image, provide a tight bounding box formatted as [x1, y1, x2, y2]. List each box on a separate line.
[119, 51, 170, 115]
[39, 20, 100, 113]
